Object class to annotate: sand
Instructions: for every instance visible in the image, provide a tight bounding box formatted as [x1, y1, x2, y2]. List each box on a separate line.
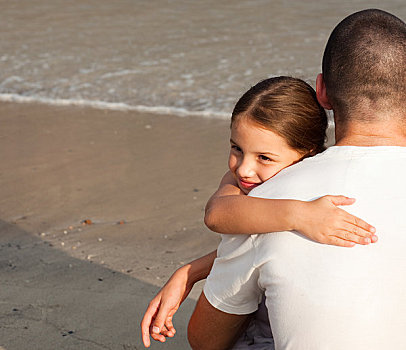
[0, 101, 228, 349]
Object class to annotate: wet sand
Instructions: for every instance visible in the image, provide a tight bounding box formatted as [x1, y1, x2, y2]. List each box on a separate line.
[0, 102, 227, 349]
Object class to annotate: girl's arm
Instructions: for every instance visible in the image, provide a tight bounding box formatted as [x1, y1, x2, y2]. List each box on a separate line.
[141, 250, 216, 347]
[205, 171, 377, 247]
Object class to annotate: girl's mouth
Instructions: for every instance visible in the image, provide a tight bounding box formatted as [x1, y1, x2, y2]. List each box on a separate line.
[238, 178, 261, 191]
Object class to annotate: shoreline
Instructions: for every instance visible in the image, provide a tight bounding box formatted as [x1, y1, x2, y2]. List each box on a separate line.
[0, 93, 231, 120]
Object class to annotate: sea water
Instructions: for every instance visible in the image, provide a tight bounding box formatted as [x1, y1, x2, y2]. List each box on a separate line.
[0, 0, 404, 119]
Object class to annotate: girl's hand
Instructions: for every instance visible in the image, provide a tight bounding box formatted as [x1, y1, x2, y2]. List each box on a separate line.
[295, 195, 377, 247]
[141, 250, 216, 347]
[140, 266, 193, 347]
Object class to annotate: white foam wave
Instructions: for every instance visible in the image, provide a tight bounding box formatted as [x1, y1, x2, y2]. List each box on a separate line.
[100, 69, 142, 79]
[0, 93, 230, 120]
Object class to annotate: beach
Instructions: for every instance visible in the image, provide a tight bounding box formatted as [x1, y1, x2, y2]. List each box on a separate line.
[0, 101, 226, 349]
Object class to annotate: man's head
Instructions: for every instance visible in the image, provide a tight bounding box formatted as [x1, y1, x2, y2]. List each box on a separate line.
[318, 9, 406, 127]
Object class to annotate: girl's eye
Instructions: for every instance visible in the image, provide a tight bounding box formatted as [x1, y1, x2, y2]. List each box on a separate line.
[259, 155, 272, 162]
[231, 145, 242, 153]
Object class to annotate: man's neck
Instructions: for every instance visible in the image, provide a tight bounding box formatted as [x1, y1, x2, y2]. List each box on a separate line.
[335, 121, 406, 147]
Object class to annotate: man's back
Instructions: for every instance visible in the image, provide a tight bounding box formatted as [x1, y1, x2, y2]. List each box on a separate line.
[189, 9, 406, 350]
[251, 146, 406, 349]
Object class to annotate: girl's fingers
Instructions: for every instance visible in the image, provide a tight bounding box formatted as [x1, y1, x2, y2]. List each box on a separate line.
[140, 299, 160, 348]
[344, 214, 376, 235]
[333, 227, 371, 244]
[343, 220, 372, 239]
[165, 315, 176, 335]
[342, 216, 378, 243]
[151, 330, 167, 343]
[329, 198, 376, 238]
[325, 195, 356, 206]
[141, 317, 152, 347]
[160, 324, 175, 338]
[151, 324, 174, 341]
[328, 236, 356, 247]
[327, 223, 378, 246]
[317, 195, 378, 246]
[151, 303, 176, 340]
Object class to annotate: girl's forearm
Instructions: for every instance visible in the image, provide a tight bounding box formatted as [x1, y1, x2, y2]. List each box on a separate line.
[179, 250, 217, 288]
[205, 195, 300, 234]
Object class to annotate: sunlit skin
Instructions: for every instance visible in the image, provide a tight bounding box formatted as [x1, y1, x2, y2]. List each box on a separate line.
[229, 117, 304, 194]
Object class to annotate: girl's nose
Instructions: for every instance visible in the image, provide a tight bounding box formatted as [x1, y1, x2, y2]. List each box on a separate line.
[236, 158, 256, 178]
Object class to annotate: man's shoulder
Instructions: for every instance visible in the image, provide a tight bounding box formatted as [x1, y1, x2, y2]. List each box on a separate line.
[249, 148, 335, 200]
[249, 146, 406, 200]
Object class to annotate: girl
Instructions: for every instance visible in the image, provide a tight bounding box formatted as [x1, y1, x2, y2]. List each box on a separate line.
[141, 77, 376, 348]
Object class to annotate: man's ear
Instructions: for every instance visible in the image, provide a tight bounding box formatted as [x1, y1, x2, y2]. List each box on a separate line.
[316, 73, 332, 110]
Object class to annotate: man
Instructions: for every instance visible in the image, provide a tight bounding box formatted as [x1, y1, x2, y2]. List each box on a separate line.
[188, 9, 406, 350]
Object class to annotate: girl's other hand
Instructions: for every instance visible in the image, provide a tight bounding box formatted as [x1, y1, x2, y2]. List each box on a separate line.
[296, 195, 377, 247]
[140, 266, 192, 347]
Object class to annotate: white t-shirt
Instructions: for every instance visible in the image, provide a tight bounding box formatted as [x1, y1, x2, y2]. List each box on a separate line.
[204, 146, 406, 349]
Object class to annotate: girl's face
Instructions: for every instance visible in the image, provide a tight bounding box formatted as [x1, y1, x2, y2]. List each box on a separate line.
[229, 118, 303, 194]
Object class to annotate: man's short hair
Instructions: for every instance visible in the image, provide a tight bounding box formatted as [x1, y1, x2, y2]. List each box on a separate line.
[322, 9, 406, 122]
